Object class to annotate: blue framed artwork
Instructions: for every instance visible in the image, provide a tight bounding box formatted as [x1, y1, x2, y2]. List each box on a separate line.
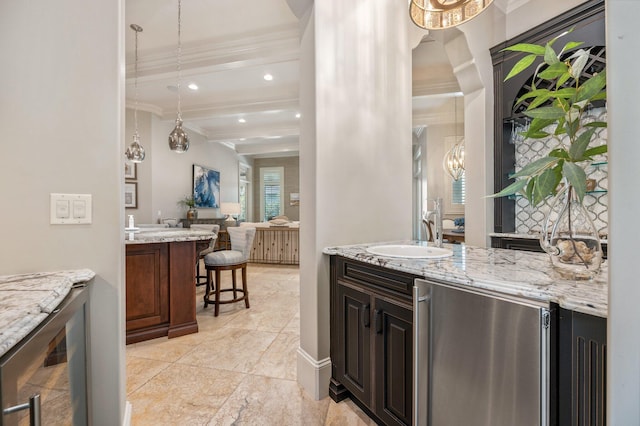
[193, 164, 220, 208]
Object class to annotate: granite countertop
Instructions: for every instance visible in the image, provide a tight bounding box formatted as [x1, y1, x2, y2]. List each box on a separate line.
[324, 241, 607, 318]
[0, 269, 95, 358]
[125, 228, 216, 244]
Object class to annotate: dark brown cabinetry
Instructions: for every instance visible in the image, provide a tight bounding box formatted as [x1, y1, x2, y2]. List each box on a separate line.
[125, 241, 199, 344]
[558, 308, 607, 426]
[330, 256, 417, 426]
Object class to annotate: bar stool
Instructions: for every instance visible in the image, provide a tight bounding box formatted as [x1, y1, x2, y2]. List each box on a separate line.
[203, 227, 256, 316]
[190, 224, 220, 286]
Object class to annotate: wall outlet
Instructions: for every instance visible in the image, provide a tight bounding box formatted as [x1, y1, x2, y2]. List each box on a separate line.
[51, 193, 92, 224]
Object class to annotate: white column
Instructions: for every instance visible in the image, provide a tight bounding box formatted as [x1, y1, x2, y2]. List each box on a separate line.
[297, 0, 413, 398]
[606, 1, 640, 423]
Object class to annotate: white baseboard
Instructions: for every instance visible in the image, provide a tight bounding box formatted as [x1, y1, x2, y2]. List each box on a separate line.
[297, 347, 331, 400]
[123, 400, 132, 426]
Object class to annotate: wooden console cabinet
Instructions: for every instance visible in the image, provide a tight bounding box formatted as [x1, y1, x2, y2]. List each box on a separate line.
[125, 241, 198, 344]
[330, 256, 417, 426]
[250, 227, 299, 265]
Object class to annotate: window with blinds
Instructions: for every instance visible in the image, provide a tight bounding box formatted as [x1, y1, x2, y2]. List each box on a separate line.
[260, 167, 284, 221]
[452, 172, 466, 205]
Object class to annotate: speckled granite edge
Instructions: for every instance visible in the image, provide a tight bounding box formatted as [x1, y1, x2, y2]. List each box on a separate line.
[323, 241, 607, 318]
[125, 229, 216, 244]
[0, 269, 95, 358]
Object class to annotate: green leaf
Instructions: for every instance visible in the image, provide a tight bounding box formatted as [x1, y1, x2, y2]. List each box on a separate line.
[526, 117, 556, 134]
[523, 106, 566, 120]
[544, 43, 560, 65]
[501, 43, 546, 55]
[551, 88, 577, 99]
[511, 156, 558, 178]
[563, 163, 587, 201]
[504, 54, 537, 81]
[535, 168, 562, 203]
[489, 179, 528, 199]
[528, 93, 553, 109]
[591, 90, 607, 101]
[560, 41, 584, 54]
[538, 62, 569, 80]
[516, 88, 550, 105]
[525, 178, 535, 201]
[565, 117, 580, 138]
[569, 128, 596, 161]
[556, 72, 572, 89]
[584, 144, 608, 157]
[584, 121, 607, 128]
[576, 70, 607, 102]
[549, 148, 570, 159]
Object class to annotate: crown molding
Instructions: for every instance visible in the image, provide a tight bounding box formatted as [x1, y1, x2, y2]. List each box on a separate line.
[412, 80, 460, 97]
[171, 96, 299, 121]
[125, 101, 164, 117]
[205, 123, 300, 142]
[128, 24, 300, 80]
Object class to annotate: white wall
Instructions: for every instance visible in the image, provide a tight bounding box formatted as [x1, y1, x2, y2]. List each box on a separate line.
[298, 0, 413, 398]
[125, 112, 248, 224]
[0, 1, 125, 424]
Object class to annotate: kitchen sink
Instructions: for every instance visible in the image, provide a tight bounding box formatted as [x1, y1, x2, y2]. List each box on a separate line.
[365, 244, 453, 259]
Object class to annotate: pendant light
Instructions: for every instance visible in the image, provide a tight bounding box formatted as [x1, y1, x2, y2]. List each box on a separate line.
[443, 96, 465, 181]
[409, 0, 494, 30]
[168, 0, 189, 153]
[125, 24, 146, 163]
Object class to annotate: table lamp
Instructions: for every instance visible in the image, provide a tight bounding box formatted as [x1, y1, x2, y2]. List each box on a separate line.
[220, 202, 241, 226]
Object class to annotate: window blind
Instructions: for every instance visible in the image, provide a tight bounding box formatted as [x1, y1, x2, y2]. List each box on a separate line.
[452, 172, 466, 204]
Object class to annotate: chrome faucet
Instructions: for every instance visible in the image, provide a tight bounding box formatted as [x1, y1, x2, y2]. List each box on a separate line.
[426, 197, 444, 248]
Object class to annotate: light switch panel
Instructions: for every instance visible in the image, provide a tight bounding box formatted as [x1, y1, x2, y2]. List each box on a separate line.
[50, 193, 92, 224]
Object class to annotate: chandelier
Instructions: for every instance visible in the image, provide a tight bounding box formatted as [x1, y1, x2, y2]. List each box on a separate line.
[409, 0, 494, 30]
[443, 96, 465, 181]
[168, 0, 189, 153]
[125, 24, 145, 163]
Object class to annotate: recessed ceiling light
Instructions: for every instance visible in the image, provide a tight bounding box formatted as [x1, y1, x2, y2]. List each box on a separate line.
[263, 73, 273, 81]
[295, 113, 301, 118]
[187, 83, 199, 91]
[238, 118, 246, 123]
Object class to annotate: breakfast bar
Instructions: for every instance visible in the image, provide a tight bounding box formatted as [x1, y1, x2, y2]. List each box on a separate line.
[125, 228, 215, 344]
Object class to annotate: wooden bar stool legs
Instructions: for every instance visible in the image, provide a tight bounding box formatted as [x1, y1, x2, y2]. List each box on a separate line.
[203, 262, 250, 317]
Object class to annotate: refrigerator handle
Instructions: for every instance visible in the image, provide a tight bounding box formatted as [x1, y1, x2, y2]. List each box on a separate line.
[413, 280, 430, 426]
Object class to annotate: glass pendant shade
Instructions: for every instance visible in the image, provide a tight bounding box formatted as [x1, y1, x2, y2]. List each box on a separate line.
[125, 132, 145, 162]
[168, 118, 189, 153]
[125, 23, 146, 163]
[443, 142, 465, 181]
[169, 0, 189, 153]
[410, 0, 493, 30]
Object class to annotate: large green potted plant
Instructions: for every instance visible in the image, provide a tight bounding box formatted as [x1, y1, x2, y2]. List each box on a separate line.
[491, 30, 607, 279]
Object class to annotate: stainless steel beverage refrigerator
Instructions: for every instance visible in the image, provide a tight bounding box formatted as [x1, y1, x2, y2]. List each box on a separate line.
[413, 278, 550, 426]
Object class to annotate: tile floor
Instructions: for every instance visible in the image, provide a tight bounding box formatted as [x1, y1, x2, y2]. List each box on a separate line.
[126, 263, 377, 425]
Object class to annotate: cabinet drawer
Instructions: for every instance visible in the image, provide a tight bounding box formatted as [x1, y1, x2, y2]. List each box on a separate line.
[335, 257, 418, 298]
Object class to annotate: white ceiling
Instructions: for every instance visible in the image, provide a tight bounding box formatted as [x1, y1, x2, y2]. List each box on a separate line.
[125, 0, 466, 158]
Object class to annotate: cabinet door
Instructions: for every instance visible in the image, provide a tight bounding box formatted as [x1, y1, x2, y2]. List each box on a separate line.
[374, 298, 413, 426]
[336, 282, 372, 406]
[125, 243, 169, 331]
[558, 309, 606, 426]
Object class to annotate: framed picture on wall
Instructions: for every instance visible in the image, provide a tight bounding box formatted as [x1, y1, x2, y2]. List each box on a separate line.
[193, 164, 220, 208]
[125, 161, 137, 180]
[125, 182, 138, 209]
